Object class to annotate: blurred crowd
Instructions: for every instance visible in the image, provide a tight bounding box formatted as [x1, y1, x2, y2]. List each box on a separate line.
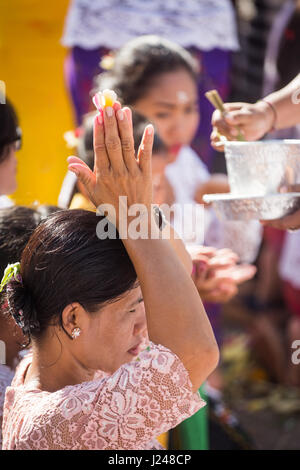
[1, 0, 300, 450]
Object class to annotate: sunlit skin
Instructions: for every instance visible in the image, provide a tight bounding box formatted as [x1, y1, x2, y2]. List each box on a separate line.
[24, 286, 147, 392]
[0, 145, 17, 195]
[133, 69, 200, 157]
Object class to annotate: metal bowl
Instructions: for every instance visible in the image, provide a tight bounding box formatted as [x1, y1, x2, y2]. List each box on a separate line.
[225, 140, 300, 196]
[203, 192, 300, 221]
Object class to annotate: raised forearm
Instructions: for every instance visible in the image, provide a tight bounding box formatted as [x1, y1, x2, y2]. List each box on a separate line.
[122, 216, 219, 390]
[265, 73, 300, 129]
[165, 223, 193, 274]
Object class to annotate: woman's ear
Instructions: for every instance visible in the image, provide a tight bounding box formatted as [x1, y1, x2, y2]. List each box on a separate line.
[61, 302, 84, 336]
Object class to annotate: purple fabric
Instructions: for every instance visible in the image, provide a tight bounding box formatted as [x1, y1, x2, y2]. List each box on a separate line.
[64, 46, 109, 125]
[204, 302, 222, 347]
[190, 48, 232, 170]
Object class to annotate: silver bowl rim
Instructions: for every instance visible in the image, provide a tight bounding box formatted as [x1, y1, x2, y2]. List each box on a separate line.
[225, 139, 300, 148]
[203, 192, 300, 203]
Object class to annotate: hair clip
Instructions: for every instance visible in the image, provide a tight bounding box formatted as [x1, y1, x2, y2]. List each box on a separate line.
[0, 262, 22, 293]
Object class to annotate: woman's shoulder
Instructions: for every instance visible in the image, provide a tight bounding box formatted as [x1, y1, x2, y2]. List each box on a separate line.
[3, 342, 204, 449]
[10, 351, 32, 387]
[7, 342, 201, 408]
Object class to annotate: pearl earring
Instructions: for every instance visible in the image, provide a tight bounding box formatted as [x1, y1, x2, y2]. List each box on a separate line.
[71, 327, 81, 339]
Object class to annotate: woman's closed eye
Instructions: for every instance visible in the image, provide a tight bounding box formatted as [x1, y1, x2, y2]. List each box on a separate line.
[128, 297, 144, 313]
[185, 104, 199, 114]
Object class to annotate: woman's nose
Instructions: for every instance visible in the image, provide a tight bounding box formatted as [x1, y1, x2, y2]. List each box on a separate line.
[133, 307, 147, 336]
[170, 119, 187, 142]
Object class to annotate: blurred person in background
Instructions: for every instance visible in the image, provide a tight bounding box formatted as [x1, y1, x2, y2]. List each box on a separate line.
[61, 0, 239, 170]
[0, 99, 21, 208]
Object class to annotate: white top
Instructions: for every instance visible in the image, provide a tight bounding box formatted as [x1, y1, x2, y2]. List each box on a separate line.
[165, 145, 210, 204]
[279, 230, 300, 289]
[62, 0, 239, 51]
[165, 146, 213, 244]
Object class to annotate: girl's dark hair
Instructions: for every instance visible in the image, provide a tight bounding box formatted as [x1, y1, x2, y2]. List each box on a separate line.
[132, 111, 167, 155]
[0, 99, 20, 163]
[77, 112, 95, 171]
[95, 35, 198, 105]
[6, 209, 137, 342]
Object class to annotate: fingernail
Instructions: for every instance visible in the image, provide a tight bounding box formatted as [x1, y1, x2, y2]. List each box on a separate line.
[97, 113, 103, 125]
[69, 166, 79, 176]
[230, 128, 239, 136]
[146, 125, 154, 136]
[117, 109, 124, 120]
[106, 106, 113, 117]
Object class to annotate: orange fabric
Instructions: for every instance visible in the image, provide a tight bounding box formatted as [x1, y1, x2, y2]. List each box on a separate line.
[156, 432, 168, 448]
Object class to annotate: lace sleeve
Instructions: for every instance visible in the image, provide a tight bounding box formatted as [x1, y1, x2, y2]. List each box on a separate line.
[10, 343, 204, 450]
[87, 342, 205, 449]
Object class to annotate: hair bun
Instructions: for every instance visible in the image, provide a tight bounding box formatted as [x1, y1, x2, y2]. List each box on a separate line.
[6, 279, 40, 336]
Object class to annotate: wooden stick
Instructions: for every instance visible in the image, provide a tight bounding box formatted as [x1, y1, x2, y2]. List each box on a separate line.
[205, 90, 225, 113]
[205, 89, 245, 141]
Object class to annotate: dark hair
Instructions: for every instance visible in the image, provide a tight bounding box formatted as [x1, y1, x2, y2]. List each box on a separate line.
[0, 99, 21, 163]
[132, 111, 167, 156]
[6, 210, 137, 342]
[0, 205, 60, 276]
[77, 112, 95, 171]
[95, 35, 198, 105]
